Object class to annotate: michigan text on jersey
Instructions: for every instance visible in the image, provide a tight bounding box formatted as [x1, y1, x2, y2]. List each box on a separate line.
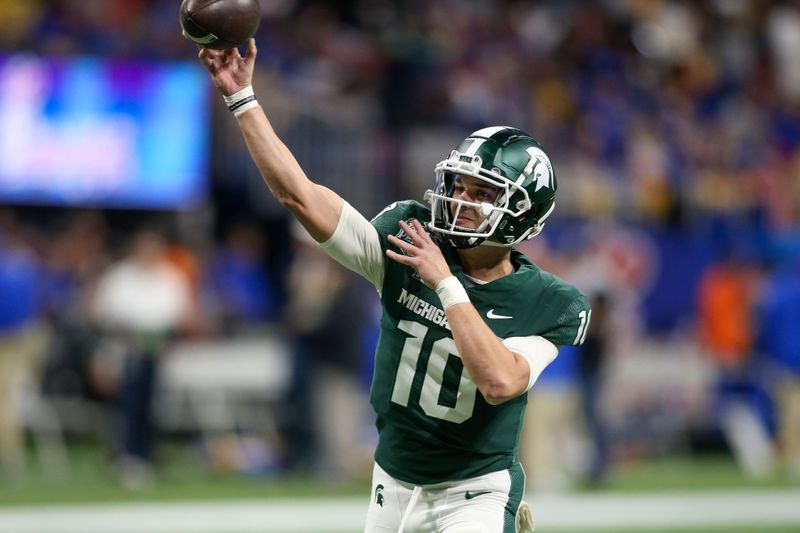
[396, 288, 450, 330]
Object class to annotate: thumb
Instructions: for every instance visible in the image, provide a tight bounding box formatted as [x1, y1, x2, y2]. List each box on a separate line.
[245, 38, 257, 62]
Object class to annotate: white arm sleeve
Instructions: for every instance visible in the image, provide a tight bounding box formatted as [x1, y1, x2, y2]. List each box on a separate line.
[501, 336, 559, 391]
[319, 201, 385, 291]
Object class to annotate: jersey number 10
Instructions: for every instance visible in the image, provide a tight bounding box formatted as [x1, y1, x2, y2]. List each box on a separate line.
[390, 319, 477, 423]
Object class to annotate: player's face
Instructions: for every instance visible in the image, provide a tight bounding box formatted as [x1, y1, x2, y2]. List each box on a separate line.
[449, 174, 500, 229]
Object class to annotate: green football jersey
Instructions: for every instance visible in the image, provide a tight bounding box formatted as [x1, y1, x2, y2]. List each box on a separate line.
[369, 200, 591, 485]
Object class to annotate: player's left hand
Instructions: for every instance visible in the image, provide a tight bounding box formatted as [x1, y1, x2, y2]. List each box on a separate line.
[386, 219, 452, 289]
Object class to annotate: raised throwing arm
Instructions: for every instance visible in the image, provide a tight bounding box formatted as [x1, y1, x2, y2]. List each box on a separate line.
[198, 39, 343, 242]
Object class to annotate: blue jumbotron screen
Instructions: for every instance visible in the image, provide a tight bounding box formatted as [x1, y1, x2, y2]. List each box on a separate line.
[0, 54, 210, 209]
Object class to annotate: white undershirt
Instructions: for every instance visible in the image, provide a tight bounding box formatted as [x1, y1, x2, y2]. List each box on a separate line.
[319, 201, 558, 391]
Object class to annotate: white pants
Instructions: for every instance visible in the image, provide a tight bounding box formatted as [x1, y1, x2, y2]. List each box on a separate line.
[364, 462, 526, 533]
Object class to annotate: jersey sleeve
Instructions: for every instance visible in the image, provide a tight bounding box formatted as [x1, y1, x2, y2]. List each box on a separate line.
[319, 201, 385, 290]
[501, 335, 558, 391]
[540, 289, 592, 347]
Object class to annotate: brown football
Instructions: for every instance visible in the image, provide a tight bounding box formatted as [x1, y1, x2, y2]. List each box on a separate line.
[180, 0, 261, 50]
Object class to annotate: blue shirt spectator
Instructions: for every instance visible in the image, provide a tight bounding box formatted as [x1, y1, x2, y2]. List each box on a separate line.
[206, 223, 280, 327]
[759, 263, 800, 374]
[0, 236, 41, 333]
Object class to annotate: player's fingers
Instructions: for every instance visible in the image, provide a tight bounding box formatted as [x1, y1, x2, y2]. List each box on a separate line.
[200, 55, 217, 74]
[397, 220, 422, 243]
[386, 249, 415, 266]
[246, 38, 257, 60]
[387, 234, 416, 255]
[411, 219, 432, 243]
[199, 50, 223, 73]
[220, 51, 235, 69]
[403, 219, 432, 247]
[200, 48, 222, 60]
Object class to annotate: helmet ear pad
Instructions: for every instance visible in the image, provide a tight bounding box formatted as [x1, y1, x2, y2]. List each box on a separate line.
[492, 196, 555, 245]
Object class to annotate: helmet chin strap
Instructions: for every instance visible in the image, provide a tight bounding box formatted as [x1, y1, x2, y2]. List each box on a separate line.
[479, 239, 513, 248]
[480, 222, 545, 248]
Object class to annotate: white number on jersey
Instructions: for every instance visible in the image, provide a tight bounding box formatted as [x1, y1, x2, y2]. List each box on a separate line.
[573, 309, 591, 345]
[391, 319, 477, 423]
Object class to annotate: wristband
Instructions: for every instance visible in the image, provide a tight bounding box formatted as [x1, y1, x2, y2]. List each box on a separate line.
[435, 276, 469, 310]
[223, 85, 259, 117]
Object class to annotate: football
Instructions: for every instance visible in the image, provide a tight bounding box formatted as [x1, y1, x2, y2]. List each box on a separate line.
[180, 0, 261, 50]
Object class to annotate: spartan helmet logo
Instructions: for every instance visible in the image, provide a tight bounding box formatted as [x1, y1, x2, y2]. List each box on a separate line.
[523, 146, 554, 192]
[374, 484, 385, 507]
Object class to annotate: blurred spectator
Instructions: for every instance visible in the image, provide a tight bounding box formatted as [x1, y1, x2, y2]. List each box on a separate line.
[577, 292, 612, 487]
[39, 213, 107, 403]
[163, 231, 210, 337]
[520, 347, 582, 492]
[698, 250, 757, 371]
[758, 259, 800, 478]
[0, 212, 47, 480]
[91, 229, 192, 489]
[205, 221, 280, 333]
[697, 250, 775, 478]
[0, 0, 44, 50]
[281, 222, 372, 480]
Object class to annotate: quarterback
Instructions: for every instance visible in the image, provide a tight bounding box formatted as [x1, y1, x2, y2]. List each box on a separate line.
[199, 40, 590, 533]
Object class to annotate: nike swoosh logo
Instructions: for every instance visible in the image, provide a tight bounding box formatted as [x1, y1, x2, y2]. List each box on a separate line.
[464, 490, 491, 500]
[487, 309, 513, 320]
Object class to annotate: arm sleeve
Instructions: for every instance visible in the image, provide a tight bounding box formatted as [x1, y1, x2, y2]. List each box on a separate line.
[319, 201, 385, 291]
[501, 335, 559, 391]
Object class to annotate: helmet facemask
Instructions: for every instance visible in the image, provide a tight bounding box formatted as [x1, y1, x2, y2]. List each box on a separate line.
[425, 150, 533, 249]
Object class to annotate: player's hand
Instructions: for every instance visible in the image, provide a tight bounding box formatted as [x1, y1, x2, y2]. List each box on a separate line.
[197, 38, 257, 96]
[386, 219, 452, 289]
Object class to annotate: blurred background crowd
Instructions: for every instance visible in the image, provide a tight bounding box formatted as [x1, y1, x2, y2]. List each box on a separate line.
[0, 0, 799, 495]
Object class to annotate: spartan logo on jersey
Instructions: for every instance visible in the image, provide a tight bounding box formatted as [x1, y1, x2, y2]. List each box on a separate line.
[393, 221, 413, 250]
[374, 484, 385, 507]
[394, 218, 439, 284]
[394, 218, 443, 248]
[394, 218, 433, 252]
[394, 221, 419, 283]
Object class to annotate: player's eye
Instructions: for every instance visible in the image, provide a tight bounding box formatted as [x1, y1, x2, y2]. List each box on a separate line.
[476, 188, 498, 202]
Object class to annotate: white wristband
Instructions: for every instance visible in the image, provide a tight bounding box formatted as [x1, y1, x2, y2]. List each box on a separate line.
[223, 85, 259, 117]
[435, 276, 469, 310]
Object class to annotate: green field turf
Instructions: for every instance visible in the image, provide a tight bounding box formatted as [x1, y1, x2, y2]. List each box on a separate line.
[1, 439, 797, 506]
[598, 455, 798, 492]
[1, 439, 369, 506]
[550, 528, 800, 533]
[261, 527, 800, 533]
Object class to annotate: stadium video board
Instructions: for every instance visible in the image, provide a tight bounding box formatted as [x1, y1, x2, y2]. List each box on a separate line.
[0, 53, 210, 209]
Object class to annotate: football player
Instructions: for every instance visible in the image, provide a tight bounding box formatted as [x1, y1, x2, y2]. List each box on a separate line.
[198, 39, 590, 533]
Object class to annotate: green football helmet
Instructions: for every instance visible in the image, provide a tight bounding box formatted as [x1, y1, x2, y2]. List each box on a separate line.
[425, 126, 557, 249]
